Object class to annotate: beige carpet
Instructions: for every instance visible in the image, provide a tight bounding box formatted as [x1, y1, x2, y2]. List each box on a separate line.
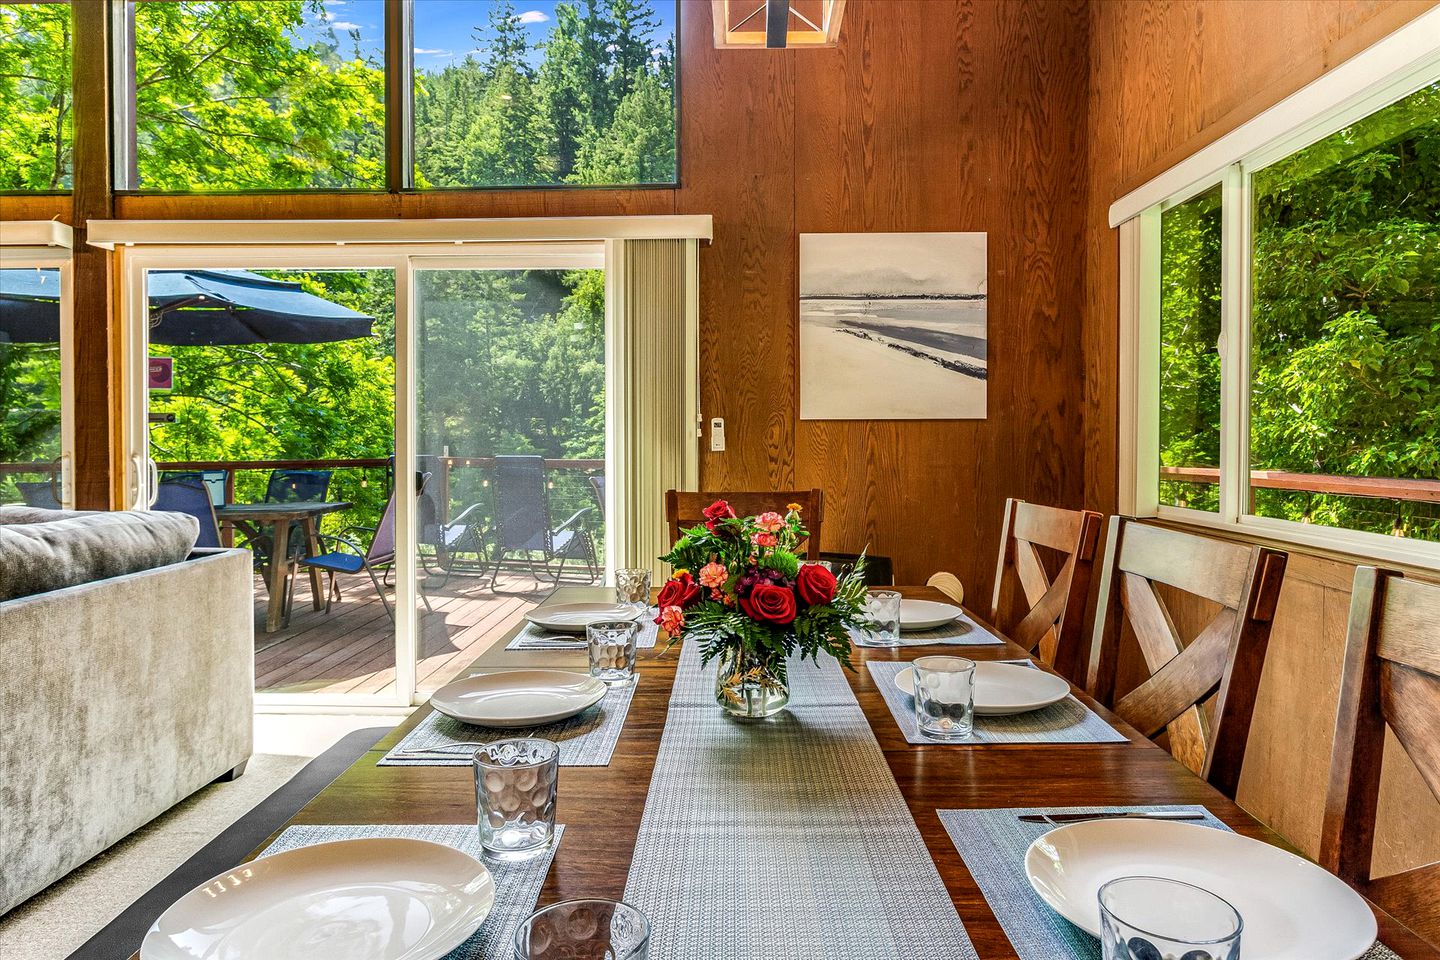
[0, 714, 395, 960]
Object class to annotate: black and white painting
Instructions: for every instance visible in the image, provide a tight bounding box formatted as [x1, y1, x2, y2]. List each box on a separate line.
[799, 232, 987, 420]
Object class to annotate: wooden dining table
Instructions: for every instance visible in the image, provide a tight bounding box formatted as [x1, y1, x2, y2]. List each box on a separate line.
[213, 500, 352, 632]
[135, 585, 1440, 958]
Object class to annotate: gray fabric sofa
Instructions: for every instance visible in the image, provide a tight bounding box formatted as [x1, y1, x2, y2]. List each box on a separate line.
[0, 508, 254, 915]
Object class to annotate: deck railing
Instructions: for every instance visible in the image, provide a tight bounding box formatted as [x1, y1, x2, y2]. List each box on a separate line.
[1158, 466, 1440, 504]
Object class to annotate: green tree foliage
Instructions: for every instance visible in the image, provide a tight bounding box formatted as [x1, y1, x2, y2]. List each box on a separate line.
[1159, 82, 1440, 540]
[0, 1, 72, 189]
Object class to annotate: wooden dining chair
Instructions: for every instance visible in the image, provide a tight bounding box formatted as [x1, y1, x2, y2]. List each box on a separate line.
[926, 571, 965, 605]
[1320, 567, 1440, 942]
[989, 499, 1105, 684]
[1087, 518, 1288, 797]
[664, 489, 824, 559]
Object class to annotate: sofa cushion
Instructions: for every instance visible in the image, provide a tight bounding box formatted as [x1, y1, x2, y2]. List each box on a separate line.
[0, 510, 200, 601]
[0, 505, 101, 526]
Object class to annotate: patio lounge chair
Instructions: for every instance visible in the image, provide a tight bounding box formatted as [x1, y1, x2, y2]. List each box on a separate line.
[418, 458, 490, 582]
[154, 480, 224, 549]
[16, 480, 61, 509]
[293, 473, 433, 622]
[488, 455, 598, 590]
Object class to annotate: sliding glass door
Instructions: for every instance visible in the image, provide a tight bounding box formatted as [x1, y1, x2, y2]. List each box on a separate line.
[409, 248, 609, 696]
[0, 251, 72, 510]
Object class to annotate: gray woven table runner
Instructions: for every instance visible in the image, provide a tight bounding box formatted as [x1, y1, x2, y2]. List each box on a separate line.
[866, 660, 1128, 745]
[623, 640, 977, 959]
[378, 677, 639, 766]
[259, 822, 562, 960]
[937, 806, 1399, 960]
[848, 613, 1005, 647]
[506, 613, 660, 650]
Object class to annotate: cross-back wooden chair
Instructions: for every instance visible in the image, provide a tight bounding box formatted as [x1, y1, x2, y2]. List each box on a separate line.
[1320, 567, 1440, 942]
[990, 499, 1104, 684]
[664, 489, 823, 560]
[1088, 518, 1288, 797]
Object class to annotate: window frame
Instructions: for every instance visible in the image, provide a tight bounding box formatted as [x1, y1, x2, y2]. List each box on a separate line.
[1116, 8, 1440, 572]
[108, 0, 683, 195]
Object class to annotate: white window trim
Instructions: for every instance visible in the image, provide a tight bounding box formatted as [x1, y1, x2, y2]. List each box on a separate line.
[1116, 11, 1440, 573]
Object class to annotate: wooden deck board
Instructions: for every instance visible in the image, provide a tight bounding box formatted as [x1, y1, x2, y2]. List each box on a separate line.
[250, 571, 562, 696]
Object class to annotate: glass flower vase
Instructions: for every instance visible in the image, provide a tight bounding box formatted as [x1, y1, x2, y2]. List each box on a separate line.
[714, 645, 789, 719]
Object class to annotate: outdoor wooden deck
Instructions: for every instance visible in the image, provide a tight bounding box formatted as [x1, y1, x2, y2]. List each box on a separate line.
[252, 570, 564, 697]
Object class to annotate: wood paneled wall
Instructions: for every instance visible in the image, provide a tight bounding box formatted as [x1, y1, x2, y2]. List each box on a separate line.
[684, 0, 1091, 590]
[1083, 0, 1440, 872]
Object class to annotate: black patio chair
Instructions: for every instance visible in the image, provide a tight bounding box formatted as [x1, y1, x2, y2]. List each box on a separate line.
[589, 474, 605, 520]
[417, 455, 490, 582]
[488, 455, 598, 590]
[154, 480, 223, 549]
[16, 480, 61, 509]
[249, 468, 335, 568]
[159, 469, 228, 506]
[293, 472, 433, 622]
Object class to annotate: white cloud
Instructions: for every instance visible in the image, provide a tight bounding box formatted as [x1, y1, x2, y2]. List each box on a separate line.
[415, 47, 453, 56]
[517, 10, 550, 24]
[331, 20, 362, 30]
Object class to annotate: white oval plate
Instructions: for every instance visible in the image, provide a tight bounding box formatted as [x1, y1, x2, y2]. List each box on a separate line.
[898, 599, 962, 630]
[142, 838, 495, 960]
[1025, 819, 1376, 960]
[524, 602, 641, 634]
[431, 669, 607, 728]
[894, 661, 1071, 715]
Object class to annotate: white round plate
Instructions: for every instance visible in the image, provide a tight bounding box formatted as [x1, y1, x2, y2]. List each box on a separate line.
[1025, 819, 1376, 960]
[894, 661, 1071, 715]
[141, 838, 495, 960]
[898, 599, 962, 631]
[524, 602, 641, 634]
[431, 669, 607, 727]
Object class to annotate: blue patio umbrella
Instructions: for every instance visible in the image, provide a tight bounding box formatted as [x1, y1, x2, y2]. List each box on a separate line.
[0, 268, 374, 345]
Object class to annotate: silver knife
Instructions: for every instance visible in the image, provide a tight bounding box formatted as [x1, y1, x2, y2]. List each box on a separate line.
[1017, 811, 1206, 824]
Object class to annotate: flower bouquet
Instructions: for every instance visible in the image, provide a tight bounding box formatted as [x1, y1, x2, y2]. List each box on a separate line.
[656, 499, 870, 718]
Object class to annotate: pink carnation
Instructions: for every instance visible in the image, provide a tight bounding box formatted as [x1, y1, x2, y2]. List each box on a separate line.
[751, 531, 778, 548]
[658, 605, 686, 635]
[755, 511, 785, 533]
[698, 562, 728, 589]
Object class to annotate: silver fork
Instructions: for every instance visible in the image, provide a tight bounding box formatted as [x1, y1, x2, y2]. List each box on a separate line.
[395, 742, 489, 757]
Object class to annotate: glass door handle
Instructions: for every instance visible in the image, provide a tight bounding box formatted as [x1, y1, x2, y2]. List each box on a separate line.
[146, 457, 159, 507]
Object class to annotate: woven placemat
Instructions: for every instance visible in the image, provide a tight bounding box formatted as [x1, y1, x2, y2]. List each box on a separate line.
[937, 806, 1398, 960]
[624, 640, 977, 959]
[259, 822, 562, 960]
[866, 660, 1128, 745]
[848, 613, 1005, 648]
[378, 678, 639, 766]
[506, 613, 660, 650]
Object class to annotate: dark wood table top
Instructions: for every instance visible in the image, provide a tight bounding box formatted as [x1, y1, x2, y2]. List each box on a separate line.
[213, 500, 352, 522]
[136, 585, 1440, 959]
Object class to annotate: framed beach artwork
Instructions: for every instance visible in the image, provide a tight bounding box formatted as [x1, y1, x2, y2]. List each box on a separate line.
[799, 232, 988, 420]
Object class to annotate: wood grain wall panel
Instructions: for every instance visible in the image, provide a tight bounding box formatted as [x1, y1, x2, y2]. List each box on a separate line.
[0, 196, 70, 223]
[677, 2, 798, 494]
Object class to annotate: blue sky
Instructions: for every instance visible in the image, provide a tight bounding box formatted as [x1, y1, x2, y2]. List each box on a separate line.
[296, 0, 677, 69]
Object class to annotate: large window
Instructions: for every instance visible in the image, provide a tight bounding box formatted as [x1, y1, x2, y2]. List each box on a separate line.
[412, 0, 677, 188]
[0, 0, 72, 190]
[1122, 20, 1440, 566]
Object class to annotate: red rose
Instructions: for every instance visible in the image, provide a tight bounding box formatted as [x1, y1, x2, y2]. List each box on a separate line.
[701, 499, 737, 532]
[739, 582, 797, 626]
[796, 563, 837, 606]
[655, 571, 702, 611]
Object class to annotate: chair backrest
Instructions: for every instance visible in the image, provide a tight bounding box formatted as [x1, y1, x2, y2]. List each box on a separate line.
[665, 489, 824, 560]
[819, 551, 893, 586]
[589, 474, 605, 520]
[1320, 567, 1440, 927]
[15, 480, 61, 509]
[927, 571, 964, 605]
[492, 455, 550, 551]
[1087, 518, 1287, 796]
[153, 480, 222, 549]
[366, 472, 429, 563]
[990, 499, 1104, 683]
[160, 469, 228, 506]
[265, 469, 332, 504]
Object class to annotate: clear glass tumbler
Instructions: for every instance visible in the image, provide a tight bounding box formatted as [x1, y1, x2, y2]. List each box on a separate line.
[512, 899, 650, 960]
[912, 655, 976, 740]
[862, 589, 902, 646]
[614, 567, 652, 612]
[474, 738, 559, 861]
[588, 620, 638, 684]
[1098, 876, 1243, 960]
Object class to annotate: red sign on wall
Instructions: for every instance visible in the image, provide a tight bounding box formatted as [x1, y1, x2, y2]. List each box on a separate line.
[148, 357, 173, 392]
